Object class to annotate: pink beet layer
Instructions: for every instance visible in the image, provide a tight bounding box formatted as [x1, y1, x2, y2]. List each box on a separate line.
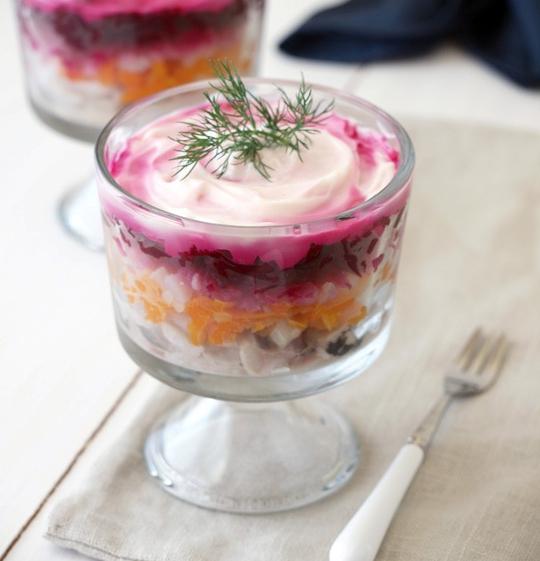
[22, 0, 235, 20]
[99, 109, 411, 269]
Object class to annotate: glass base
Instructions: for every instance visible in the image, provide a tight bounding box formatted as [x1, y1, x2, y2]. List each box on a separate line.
[58, 176, 104, 251]
[144, 397, 359, 513]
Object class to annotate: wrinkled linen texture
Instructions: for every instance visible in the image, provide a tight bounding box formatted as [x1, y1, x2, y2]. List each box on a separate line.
[48, 119, 540, 561]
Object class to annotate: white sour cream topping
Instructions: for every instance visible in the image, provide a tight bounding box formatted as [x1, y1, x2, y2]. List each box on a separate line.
[114, 114, 397, 226]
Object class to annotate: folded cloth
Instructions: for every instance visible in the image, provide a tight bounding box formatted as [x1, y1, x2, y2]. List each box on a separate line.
[280, 0, 540, 87]
[47, 120, 540, 561]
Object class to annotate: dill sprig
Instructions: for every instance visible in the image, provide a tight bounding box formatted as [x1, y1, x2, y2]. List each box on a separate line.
[171, 60, 334, 181]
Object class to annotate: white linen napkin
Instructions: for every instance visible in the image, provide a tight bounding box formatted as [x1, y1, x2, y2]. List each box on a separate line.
[47, 119, 540, 561]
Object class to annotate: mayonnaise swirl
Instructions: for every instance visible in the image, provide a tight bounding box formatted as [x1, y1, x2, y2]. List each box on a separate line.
[110, 112, 397, 226]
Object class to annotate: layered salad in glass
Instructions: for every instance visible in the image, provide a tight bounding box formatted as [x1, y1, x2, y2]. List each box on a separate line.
[97, 66, 412, 379]
[16, 0, 262, 130]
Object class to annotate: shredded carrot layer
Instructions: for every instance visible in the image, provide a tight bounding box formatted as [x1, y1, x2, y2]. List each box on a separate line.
[122, 271, 369, 346]
[63, 46, 252, 103]
[185, 294, 367, 346]
[122, 273, 173, 324]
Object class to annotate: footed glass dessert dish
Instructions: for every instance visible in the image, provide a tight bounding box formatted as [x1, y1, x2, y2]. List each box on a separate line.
[95, 75, 414, 512]
[15, 0, 264, 249]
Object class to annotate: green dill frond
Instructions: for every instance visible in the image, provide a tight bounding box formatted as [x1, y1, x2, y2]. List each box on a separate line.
[171, 60, 334, 181]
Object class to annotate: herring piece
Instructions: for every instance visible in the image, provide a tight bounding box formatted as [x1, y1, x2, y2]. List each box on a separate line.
[267, 321, 303, 349]
[239, 334, 294, 376]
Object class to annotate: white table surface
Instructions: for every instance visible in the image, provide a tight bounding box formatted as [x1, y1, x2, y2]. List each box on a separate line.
[1, 0, 539, 559]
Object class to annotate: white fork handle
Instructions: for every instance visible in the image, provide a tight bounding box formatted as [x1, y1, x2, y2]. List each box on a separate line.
[329, 444, 424, 561]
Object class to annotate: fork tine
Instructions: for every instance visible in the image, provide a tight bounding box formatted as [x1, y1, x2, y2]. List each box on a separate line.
[473, 333, 510, 382]
[446, 330, 511, 396]
[484, 335, 511, 382]
[457, 328, 484, 370]
[468, 333, 499, 375]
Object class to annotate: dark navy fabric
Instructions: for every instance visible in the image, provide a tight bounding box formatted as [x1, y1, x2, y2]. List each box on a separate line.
[280, 0, 540, 88]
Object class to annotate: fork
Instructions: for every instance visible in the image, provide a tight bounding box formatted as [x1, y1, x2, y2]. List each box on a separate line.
[330, 329, 511, 561]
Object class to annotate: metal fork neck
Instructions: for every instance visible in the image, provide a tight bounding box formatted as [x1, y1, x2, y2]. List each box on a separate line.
[408, 394, 453, 450]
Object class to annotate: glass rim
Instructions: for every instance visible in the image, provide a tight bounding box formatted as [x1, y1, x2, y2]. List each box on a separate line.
[95, 77, 415, 231]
